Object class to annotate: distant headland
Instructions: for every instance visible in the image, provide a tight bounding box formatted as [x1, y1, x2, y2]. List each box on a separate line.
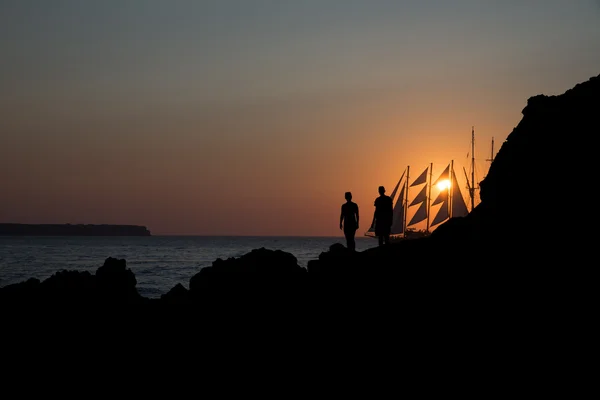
[0, 223, 151, 236]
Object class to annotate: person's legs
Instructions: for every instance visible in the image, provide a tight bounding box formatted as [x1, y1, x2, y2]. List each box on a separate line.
[348, 230, 356, 251]
[344, 230, 353, 250]
[378, 235, 383, 246]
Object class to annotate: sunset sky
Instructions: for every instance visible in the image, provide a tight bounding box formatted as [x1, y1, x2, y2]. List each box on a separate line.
[1, 0, 599, 236]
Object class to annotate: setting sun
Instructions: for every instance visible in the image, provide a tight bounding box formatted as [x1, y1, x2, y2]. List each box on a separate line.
[437, 179, 451, 191]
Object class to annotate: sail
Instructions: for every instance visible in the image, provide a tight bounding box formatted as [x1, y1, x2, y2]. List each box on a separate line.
[407, 166, 429, 226]
[409, 184, 427, 207]
[367, 212, 376, 232]
[431, 189, 447, 206]
[431, 167, 469, 227]
[367, 169, 406, 234]
[389, 185, 406, 235]
[407, 200, 428, 226]
[451, 170, 469, 217]
[368, 216, 376, 232]
[431, 162, 451, 207]
[410, 167, 428, 187]
[388, 169, 406, 204]
[433, 164, 450, 186]
[431, 199, 449, 227]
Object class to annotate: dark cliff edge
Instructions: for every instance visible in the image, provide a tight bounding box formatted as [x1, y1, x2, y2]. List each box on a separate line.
[0, 223, 151, 236]
[1, 74, 597, 344]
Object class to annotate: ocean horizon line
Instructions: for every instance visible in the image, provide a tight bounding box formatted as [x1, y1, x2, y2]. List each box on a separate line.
[150, 234, 362, 239]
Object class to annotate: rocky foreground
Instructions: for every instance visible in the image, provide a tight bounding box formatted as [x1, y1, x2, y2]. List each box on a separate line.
[1, 73, 597, 315]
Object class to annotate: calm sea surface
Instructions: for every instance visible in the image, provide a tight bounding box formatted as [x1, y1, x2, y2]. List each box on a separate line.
[0, 235, 378, 298]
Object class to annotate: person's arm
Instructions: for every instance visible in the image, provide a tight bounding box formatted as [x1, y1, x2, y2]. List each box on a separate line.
[356, 206, 359, 228]
[340, 207, 344, 229]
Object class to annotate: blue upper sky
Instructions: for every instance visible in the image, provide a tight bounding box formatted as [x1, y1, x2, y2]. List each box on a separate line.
[3, 1, 599, 105]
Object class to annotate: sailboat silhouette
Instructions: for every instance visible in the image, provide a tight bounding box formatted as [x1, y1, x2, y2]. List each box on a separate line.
[365, 161, 469, 240]
[365, 127, 498, 240]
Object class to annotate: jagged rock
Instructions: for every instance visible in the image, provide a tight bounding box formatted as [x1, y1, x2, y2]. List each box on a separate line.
[93, 257, 144, 304]
[96, 257, 138, 295]
[481, 75, 598, 240]
[39, 269, 96, 303]
[190, 247, 306, 287]
[187, 247, 308, 309]
[428, 73, 600, 261]
[160, 283, 190, 304]
[1, 256, 144, 306]
[0, 277, 41, 303]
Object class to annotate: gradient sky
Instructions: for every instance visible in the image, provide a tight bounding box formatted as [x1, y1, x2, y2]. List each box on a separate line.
[1, 0, 599, 236]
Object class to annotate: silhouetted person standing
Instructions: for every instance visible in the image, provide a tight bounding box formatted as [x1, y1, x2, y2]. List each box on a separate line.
[340, 191, 359, 251]
[374, 185, 393, 246]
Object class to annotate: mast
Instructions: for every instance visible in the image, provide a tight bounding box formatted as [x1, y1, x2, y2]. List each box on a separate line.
[403, 165, 410, 237]
[426, 162, 432, 233]
[470, 126, 475, 212]
[449, 160, 454, 218]
[486, 136, 495, 172]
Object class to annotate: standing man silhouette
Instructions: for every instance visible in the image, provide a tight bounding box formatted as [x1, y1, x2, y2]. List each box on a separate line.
[374, 185, 393, 246]
[340, 191, 359, 251]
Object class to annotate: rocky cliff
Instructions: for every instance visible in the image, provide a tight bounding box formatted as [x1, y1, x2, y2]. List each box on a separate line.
[431, 73, 598, 252]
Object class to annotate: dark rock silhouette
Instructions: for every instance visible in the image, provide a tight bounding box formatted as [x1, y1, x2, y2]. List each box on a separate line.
[468, 74, 597, 249]
[1, 73, 597, 313]
[0, 256, 147, 306]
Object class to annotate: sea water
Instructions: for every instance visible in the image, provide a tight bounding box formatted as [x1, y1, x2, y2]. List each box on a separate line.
[0, 235, 379, 298]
